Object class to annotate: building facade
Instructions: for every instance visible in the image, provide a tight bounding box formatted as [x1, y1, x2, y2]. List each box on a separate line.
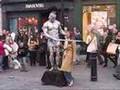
[1, 0, 120, 40]
[2, 0, 74, 33]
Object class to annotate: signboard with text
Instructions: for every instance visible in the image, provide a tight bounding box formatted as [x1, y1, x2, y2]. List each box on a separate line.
[25, 3, 44, 9]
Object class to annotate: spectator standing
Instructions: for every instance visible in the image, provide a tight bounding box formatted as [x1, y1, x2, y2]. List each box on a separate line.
[103, 25, 118, 67]
[28, 35, 39, 66]
[37, 32, 47, 66]
[86, 28, 98, 81]
[3, 36, 12, 70]
[73, 27, 81, 64]
[17, 31, 28, 72]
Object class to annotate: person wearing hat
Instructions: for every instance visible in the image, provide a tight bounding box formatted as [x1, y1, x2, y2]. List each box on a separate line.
[42, 11, 66, 70]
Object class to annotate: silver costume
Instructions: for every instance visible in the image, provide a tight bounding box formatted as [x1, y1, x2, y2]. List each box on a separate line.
[42, 20, 60, 47]
[42, 12, 65, 68]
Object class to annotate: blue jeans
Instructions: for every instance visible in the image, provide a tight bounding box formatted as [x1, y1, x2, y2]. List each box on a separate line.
[64, 72, 73, 84]
[19, 57, 27, 70]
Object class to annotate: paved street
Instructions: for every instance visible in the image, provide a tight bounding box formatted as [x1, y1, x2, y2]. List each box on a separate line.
[0, 56, 120, 90]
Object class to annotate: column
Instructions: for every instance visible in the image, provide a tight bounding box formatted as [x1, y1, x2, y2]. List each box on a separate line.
[117, 0, 120, 30]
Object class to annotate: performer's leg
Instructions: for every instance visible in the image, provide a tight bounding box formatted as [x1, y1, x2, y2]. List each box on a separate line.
[49, 47, 54, 67]
[56, 47, 60, 67]
[46, 50, 51, 69]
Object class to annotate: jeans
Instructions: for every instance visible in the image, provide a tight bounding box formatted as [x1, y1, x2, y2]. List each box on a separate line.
[29, 51, 36, 66]
[64, 72, 73, 84]
[0, 55, 3, 70]
[19, 57, 27, 70]
[2, 56, 9, 70]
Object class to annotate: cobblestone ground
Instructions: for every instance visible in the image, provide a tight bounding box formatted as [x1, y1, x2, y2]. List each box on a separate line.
[0, 55, 120, 90]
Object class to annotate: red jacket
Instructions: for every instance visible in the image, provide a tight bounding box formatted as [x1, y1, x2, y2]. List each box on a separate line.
[0, 41, 4, 55]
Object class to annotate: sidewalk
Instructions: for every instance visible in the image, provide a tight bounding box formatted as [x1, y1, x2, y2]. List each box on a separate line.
[0, 56, 119, 90]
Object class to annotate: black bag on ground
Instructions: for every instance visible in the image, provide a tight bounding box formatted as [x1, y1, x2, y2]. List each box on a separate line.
[41, 70, 67, 87]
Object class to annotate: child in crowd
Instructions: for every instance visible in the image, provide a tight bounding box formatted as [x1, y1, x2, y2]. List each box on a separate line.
[60, 31, 76, 86]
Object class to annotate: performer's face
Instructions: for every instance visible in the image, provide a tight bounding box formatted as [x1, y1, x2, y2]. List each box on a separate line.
[49, 17, 56, 23]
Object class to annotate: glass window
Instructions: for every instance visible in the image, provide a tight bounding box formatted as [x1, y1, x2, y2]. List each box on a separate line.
[9, 17, 38, 34]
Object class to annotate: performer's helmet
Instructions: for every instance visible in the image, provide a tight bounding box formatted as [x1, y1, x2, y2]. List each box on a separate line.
[48, 11, 56, 19]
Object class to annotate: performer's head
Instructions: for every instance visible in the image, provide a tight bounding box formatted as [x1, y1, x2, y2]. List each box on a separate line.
[48, 11, 56, 22]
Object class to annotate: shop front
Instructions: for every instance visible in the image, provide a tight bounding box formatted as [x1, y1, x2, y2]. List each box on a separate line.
[82, 4, 116, 42]
[79, 0, 118, 42]
[2, 0, 74, 33]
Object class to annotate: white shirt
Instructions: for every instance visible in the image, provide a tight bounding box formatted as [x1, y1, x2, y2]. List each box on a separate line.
[87, 36, 98, 53]
[86, 35, 92, 44]
[10, 42, 19, 58]
[3, 44, 12, 56]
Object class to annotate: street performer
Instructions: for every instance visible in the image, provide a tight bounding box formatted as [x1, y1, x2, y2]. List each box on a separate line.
[42, 11, 66, 70]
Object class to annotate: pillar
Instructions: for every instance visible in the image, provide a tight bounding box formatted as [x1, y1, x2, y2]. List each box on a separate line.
[117, 0, 120, 31]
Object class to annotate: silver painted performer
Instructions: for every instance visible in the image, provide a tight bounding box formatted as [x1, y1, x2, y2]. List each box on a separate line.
[42, 11, 66, 70]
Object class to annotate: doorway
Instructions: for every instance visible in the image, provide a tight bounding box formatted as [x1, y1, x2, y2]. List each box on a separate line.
[82, 5, 116, 42]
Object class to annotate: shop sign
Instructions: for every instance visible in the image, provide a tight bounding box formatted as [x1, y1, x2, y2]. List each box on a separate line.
[25, 3, 44, 9]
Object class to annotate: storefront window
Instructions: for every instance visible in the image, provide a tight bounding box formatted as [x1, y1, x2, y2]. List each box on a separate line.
[9, 17, 38, 34]
[82, 5, 116, 42]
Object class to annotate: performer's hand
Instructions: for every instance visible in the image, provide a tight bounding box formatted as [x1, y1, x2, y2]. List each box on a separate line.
[49, 67, 53, 71]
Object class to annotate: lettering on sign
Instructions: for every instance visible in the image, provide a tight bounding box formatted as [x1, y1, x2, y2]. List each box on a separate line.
[25, 3, 44, 8]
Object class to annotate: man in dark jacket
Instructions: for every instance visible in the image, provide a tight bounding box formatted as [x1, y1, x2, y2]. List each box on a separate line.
[16, 31, 28, 72]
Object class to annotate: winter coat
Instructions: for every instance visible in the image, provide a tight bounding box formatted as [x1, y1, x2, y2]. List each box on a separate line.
[60, 41, 76, 72]
[0, 41, 4, 56]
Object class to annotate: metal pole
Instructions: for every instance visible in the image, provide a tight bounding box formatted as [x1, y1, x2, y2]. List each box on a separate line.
[90, 53, 97, 81]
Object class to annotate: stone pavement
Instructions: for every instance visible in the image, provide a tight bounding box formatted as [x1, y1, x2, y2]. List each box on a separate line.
[0, 56, 120, 90]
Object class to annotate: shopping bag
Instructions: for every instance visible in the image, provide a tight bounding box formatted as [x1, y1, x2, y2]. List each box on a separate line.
[106, 43, 118, 54]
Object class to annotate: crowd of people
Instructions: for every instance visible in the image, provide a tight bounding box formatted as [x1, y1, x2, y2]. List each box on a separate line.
[0, 29, 51, 71]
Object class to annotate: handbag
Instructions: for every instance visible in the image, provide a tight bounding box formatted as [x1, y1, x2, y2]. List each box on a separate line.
[106, 43, 118, 54]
